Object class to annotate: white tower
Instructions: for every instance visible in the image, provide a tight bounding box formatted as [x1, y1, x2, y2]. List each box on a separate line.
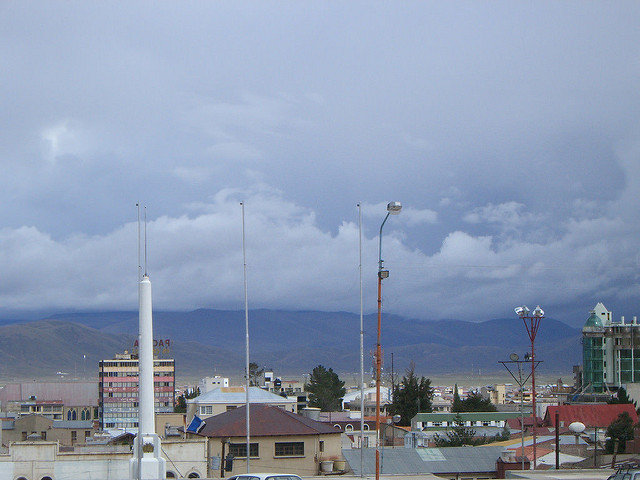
[130, 274, 166, 480]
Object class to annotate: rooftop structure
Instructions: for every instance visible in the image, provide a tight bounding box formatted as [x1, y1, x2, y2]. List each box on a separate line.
[582, 302, 640, 392]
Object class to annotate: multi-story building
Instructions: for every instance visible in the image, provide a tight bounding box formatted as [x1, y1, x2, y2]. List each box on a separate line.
[582, 302, 640, 392]
[198, 375, 229, 393]
[0, 381, 99, 423]
[99, 351, 175, 429]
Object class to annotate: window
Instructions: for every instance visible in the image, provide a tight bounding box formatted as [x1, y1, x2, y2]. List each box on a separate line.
[226, 405, 238, 411]
[200, 405, 213, 415]
[71, 431, 77, 443]
[319, 440, 324, 452]
[275, 442, 304, 456]
[229, 442, 259, 458]
[41, 431, 47, 440]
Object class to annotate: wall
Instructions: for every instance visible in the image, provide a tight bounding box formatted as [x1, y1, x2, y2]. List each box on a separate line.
[0, 438, 208, 480]
[207, 433, 342, 478]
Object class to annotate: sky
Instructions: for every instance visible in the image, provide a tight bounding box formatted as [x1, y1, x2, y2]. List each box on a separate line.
[1, 2, 639, 327]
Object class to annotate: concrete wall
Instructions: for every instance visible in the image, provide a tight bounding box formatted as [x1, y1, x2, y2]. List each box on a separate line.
[207, 433, 342, 478]
[0, 438, 208, 480]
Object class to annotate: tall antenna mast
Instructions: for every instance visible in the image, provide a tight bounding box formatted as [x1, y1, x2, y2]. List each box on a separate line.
[241, 201, 251, 473]
[144, 206, 148, 276]
[137, 203, 141, 281]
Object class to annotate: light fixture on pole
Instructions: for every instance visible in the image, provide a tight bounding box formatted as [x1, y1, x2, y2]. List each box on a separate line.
[376, 201, 402, 480]
[515, 304, 544, 469]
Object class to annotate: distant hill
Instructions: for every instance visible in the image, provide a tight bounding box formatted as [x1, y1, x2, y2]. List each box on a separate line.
[0, 309, 582, 382]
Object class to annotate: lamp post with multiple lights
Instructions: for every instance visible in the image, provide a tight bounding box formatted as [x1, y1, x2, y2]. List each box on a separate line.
[514, 305, 544, 469]
[375, 201, 402, 480]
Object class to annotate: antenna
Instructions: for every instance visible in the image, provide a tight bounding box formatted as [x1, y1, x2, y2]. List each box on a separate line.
[136, 203, 141, 281]
[144, 206, 148, 276]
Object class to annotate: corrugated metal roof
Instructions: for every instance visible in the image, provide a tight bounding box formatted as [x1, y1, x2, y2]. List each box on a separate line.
[545, 404, 638, 428]
[414, 412, 523, 422]
[343, 445, 505, 476]
[189, 386, 296, 405]
[194, 404, 341, 438]
[53, 420, 94, 429]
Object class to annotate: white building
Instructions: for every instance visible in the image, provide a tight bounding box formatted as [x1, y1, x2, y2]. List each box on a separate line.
[198, 375, 229, 393]
[187, 386, 297, 420]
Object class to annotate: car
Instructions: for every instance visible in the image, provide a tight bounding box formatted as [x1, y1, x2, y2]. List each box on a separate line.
[227, 475, 303, 480]
[607, 467, 640, 480]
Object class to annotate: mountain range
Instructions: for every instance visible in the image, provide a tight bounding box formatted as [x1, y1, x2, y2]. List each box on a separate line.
[0, 309, 582, 383]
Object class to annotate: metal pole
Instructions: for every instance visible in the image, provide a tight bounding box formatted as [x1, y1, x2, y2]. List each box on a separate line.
[522, 315, 542, 469]
[375, 270, 382, 480]
[358, 203, 364, 477]
[519, 363, 525, 471]
[555, 410, 559, 469]
[241, 202, 250, 473]
[375, 211, 390, 480]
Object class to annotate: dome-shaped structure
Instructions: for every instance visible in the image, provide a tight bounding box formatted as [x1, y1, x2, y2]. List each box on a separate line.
[584, 311, 603, 328]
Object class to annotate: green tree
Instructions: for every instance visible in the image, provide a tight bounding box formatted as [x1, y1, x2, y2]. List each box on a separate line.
[452, 384, 462, 412]
[305, 365, 346, 411]
[434, 413, 477, 447]
[609, 387, 636, 407]
[605, 411, 635, 453]
[174, 387, 199, 413]
[174, 394, 187, 413]
[389, 363, 433, 426]
[454, 392, 497, 412]
[249, 362, 264, 386]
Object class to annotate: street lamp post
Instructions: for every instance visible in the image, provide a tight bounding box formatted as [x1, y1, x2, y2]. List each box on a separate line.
[376, 201, 402, 480]
[515, 305, 544, 469]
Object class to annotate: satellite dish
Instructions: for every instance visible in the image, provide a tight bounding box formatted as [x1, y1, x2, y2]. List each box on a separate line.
[510, 353, 519, 361]
[569, 422, 585, 434]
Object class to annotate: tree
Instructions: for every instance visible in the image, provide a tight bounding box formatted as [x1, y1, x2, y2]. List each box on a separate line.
[249, 362, 264, 386]
[305, 365, 346, 411]
[174, 394, 187, 413]
[434, 413, 477, 447]
[174, 387, 199, 413]
[389, 363, 433, 426]
[453, 392, 497, 412]
[452, 384, 462, 412]
[609, 387, 637, 407]
[606, 411, 636, 454]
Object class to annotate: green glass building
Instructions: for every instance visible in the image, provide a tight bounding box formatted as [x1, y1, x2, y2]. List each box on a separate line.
[582, 302, 640, 393]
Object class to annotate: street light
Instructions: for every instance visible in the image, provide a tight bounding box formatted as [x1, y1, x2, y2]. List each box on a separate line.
[515, 304, 544, 469]
[376, 201, 402, 480]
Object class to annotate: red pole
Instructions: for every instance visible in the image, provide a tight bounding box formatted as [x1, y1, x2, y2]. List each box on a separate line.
[375, 273, 382, 480]
[523, 315, 541, 469]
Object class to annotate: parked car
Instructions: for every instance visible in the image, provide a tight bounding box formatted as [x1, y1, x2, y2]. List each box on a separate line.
[227, 474, 303, 480]
[608, 467, 640, 480]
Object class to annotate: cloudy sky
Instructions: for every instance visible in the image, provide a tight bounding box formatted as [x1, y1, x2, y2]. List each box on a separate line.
[1, 2, 639, 327]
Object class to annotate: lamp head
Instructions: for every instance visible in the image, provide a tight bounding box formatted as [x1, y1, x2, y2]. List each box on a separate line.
[514, 305, 530, 317]
[532, 305, 544, 318]
[387, 201, 402, 215]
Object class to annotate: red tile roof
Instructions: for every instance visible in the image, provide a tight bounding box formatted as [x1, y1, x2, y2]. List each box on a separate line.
[544, 404, 638, 428]
[193, 404, 341, 438]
